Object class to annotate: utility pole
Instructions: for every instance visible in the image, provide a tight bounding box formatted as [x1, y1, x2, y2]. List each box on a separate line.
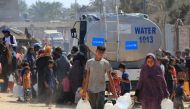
[75, 0, 78, 19]
[143, 0, 147, 14]
[99, 0, 103, 14]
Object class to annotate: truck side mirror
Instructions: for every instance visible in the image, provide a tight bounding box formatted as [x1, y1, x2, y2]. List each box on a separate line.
[71, 28, 77, 38]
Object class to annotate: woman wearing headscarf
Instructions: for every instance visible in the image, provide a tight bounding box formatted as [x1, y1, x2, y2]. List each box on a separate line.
[69, 46, 87, 103]
[135, 53, 169, 109]
[36, 46, 53, 101]
[25, 47, 35, 76]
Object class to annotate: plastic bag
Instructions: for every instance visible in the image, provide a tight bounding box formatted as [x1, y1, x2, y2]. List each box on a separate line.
[104, 101, 114, 109]
[161, 98, 173, 109]
[76, 99, 92, 109]
[13, 85, 24, 97]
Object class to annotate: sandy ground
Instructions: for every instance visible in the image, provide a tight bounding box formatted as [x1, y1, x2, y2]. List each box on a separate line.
[0, 93, 75, 109]
[0, 93, 190, 109]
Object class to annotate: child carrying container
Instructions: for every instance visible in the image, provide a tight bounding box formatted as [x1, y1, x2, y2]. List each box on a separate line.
[172, 79, 186, 109]
[23, 66, 32, 102]
[118, 63, 131, 95]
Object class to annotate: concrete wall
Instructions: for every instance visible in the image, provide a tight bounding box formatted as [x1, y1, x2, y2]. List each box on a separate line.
[165, 24, 175, 53]
[165, 24, 190, 53]
[179, 26, 190, 51]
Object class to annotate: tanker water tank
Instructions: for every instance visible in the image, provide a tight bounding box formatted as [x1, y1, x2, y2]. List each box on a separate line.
[85, 13, 161, 62]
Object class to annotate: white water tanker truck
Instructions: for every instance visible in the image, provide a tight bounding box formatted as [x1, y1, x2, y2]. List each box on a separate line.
[71, 13, 162, 88]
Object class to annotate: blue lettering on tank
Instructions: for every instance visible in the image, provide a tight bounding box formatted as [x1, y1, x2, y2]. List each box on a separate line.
[152, 27, 156, 34]
[125, 41, 138, 50]
[141, 28, 144, 34]
[135, 27, 156, 34]
[135, 27, 141, 34]
[92, 37, 105, 46]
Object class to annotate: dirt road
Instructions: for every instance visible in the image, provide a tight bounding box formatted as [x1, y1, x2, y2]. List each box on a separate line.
[0, 93, 75, 109]
[0, 93, 190, 109]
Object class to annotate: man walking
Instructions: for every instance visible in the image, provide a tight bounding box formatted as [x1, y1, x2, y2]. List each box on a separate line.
[81, 46, 117, 109]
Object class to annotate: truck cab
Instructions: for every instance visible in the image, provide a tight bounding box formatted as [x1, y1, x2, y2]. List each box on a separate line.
[44, 30, 64, 48]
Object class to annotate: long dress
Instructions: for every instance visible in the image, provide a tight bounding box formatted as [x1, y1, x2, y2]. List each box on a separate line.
[136, 54, 169, 109]
[69, 52, 86, 102]
[36, 55, 52, 101]
[54, 54, 70, 103]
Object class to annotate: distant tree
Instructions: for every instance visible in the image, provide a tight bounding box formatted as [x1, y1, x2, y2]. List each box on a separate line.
[119, 0, 190, 24]
[165, 0, 175, 9]
[18, 0, 28, 18]
[28, 1, 64, 21]
[169, 4, 190, 24]
[65, 3, 81, 19]
[119, 0, 143, 13]
[185, 11, 190, 24]
[90, 0, 103, 13]
[89, 0, 117, 13]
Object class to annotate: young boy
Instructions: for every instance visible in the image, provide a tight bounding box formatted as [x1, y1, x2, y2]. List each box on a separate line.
[81, 46, 117, 109]
[15, 62, 29, 102]
[23, 66, 32, 102]
[119, 63, 131, 95]
[172, 79, 186, 109]
[43, 60, 55, 106]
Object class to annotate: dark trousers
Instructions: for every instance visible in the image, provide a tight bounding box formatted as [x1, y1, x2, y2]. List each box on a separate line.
[88, 91, 105, 109]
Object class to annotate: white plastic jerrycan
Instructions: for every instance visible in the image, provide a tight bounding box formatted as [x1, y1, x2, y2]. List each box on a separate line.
[114, 93, 132, 109]
[161, 98, 173, 109]
[76, 99, 92, 109]
[104, 101, 114, 109]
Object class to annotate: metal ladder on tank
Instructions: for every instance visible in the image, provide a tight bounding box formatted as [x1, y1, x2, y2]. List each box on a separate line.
[104, 6, 120, 62]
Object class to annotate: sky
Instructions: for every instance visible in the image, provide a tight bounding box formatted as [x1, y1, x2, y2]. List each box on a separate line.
[25, 0, 91, 8]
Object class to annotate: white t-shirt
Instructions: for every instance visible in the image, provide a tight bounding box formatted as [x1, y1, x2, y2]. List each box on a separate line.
[4, 36, 17, 47]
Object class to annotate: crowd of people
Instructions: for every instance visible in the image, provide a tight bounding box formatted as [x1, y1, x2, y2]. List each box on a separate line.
[134, 50, 190, 109]
[1, 44, 87, 106]
[0, 28, 190, 109]
[0, 28, 88, 106]
[14, 45, 88, 106]
[158, 49, 190, 109]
